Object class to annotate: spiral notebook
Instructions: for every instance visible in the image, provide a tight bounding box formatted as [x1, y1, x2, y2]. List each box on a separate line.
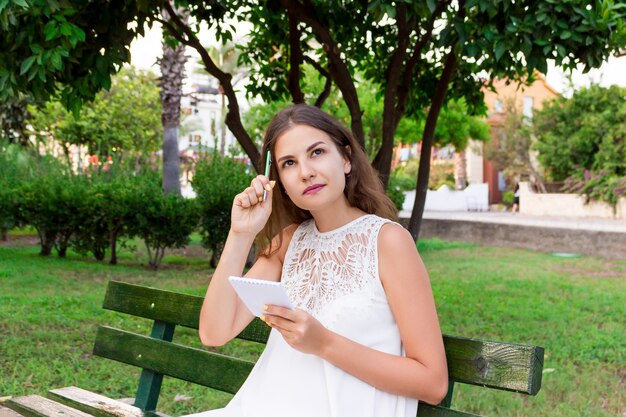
[228, 276, 295, 317]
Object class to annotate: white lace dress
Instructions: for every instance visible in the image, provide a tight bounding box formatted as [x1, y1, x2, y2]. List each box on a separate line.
[188, 214, 419, 417]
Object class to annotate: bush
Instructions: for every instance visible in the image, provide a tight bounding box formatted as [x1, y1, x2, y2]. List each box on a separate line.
[70, 178, 112, 261]
[534, 85, 626, 181]
[0, 180, 20, 240]
[18, 174, 88, 257]
[502, 191, 515, 207]
[386, 175, 406, 212]
[132, 194, 199, 269]
[192, 154, 254, 267]
[394, 159, 455, 191]
[0, 142, 59, 239]
[429, 161, 455, 190]
[563, 169, 626, 211]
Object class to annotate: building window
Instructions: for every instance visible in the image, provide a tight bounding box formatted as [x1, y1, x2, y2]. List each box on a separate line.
[494, 99, 504, 113]
[523, 96, 534, 119]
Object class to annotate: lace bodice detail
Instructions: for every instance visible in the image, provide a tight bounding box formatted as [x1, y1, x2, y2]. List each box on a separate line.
[281, 214, 391, 318]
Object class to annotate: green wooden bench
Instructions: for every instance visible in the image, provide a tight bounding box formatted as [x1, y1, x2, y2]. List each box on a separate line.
[5, 280, 544, 417]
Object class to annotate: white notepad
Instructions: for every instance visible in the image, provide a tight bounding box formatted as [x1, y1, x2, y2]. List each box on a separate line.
[228, 276, 295, 317]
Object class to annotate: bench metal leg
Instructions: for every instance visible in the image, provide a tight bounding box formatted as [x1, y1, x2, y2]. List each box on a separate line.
[134, 321, 176, 411]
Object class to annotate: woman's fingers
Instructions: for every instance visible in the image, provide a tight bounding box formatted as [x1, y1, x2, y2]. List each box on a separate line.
[251, 176, 267, 201]
[233, 177, 276, 209]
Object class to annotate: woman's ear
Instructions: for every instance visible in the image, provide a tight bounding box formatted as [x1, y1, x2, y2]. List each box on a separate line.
[343, 145, 352, 175]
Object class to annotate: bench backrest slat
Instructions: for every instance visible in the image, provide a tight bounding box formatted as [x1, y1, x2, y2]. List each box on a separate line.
[443, 336, 543, 395]
[94, 326, 253, 394]
[103, 281, 270, 343]
[100, 281, 542, 395]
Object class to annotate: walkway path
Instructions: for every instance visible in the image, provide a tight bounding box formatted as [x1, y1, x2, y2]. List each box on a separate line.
[398, 210, 626, 259]
[399, 210, 626, 233]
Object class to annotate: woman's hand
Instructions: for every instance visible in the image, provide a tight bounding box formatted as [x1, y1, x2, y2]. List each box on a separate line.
[261, 306, 332, 356]
[230, 175, 275, 237]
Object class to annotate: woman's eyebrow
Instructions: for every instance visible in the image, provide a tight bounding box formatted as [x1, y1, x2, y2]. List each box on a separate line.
[276, 141, 325, 164]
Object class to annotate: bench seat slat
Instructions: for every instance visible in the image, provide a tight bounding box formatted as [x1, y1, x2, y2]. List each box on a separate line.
[93, 326, 253, 394]
[417, 404, 480, 417]
[6, 396, 95, 417]
[48, 387, 145, 417]
[0, 405, 27, 417]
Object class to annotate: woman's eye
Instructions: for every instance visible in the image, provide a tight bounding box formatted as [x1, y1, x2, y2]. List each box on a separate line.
[282, 160, 294, 168]
[312, 148, 324, 156]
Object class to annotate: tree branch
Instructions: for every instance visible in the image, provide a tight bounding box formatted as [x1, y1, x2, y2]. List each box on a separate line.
[287, 10, 305, 104]
[395, 0, 450, 127]
[303, 55, 332, 107]
[373, 3, 411, 184]
[279, 0, 364, 148]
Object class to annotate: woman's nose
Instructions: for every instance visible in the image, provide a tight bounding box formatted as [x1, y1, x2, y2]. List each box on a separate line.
[299, 161, 315, 180]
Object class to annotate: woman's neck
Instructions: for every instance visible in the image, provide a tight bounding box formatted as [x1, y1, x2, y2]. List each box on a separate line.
[310, 205, 366, 233]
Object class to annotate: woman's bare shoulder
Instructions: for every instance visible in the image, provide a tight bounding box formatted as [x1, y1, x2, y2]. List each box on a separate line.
[268, 223, 300, 262]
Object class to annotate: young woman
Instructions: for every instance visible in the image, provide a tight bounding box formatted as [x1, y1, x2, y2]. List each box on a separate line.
[194, 104, 448, 417]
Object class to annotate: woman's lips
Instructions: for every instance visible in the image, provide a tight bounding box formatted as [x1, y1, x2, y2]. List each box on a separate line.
[303, 184, 325, 195]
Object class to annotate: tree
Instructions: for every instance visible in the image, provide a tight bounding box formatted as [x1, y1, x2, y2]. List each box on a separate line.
[534, 84, 626, 181]
[2, 0, 624, 240]
[28, 67, 162, 161]
[484, 97, 547, 192]
[159, 4, 189, 195]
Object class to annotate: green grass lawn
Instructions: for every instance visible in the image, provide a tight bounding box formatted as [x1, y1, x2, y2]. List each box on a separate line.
[0, 233, 624, 416]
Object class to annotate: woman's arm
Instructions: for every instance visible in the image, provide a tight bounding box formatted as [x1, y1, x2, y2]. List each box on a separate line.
[199, 176, 289, 346]
[262, 223, 448, 404]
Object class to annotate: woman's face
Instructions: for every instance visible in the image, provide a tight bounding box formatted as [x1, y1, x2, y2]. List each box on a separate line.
[273, 124, 351, 214]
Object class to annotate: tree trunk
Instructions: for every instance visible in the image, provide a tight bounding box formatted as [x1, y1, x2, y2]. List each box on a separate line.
[408, 47, 458, 241]
[1, 228, 7, 242]
[160, 4, 188, 196]
[39, 230, 55, 256]
[162, 125, 181, 195]
[109, 228, 118, 265]
[219, 91, 226, 157]
[454, 150, 467, 190]
[372, 5, 409, 189]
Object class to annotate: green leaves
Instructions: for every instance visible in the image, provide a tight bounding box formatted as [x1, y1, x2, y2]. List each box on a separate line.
[534, 85, 626, 182]
[19, 56, 36, 75]
[494, 41, 506, 61]
[1, 0, 150, 110]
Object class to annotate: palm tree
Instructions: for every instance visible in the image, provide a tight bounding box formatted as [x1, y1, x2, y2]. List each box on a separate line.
[159, 3, 188, 195]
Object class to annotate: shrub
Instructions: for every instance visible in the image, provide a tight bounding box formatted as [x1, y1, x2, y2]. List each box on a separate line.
[563, 169, 626, 211]
[534, 85, 626, 181]
[502, 191, 515, 207]
[123, 172, 200, 268]
[0, 141, 55, 238]
[429, 161, 455, 190]
[70, 178, 112, 261]
[18, 174, 87, 257]
[135, 194, 199, 269]
[192, 154, 254, 267]
[0, 187, 19, 240]
[386, 175, 406, 212]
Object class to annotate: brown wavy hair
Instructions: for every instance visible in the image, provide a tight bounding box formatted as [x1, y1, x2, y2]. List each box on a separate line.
[258, 104, 398, 257]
